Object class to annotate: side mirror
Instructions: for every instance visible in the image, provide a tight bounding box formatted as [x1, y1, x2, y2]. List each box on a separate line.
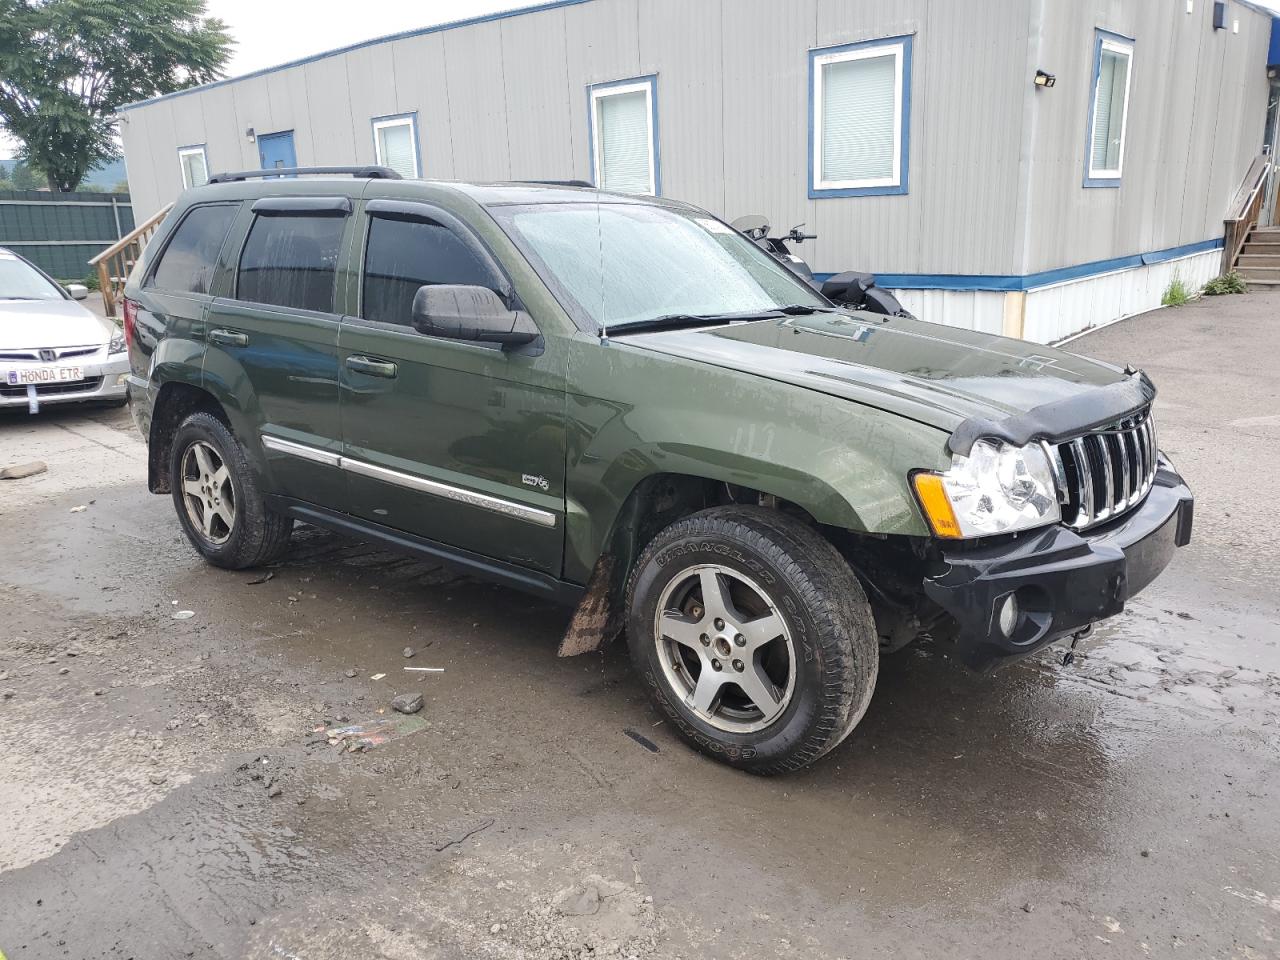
[66, 283, 89, 301]
[411, 285, 538, 348]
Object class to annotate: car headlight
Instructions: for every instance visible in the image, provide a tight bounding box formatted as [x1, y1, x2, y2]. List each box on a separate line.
[108, 330, 126, 355]
[913, 439, 1061, 538]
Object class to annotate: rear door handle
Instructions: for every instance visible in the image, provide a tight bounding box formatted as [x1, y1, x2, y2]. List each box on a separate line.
[346, 355, 398, 379]
[209, 328, 249, 347]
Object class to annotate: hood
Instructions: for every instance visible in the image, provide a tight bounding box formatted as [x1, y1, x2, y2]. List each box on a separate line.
[620, 312, 1130, 433]
[0, 298, 111, 351]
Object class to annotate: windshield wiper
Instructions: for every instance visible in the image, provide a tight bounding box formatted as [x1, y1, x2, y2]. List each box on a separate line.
[605, 308, 796, 336]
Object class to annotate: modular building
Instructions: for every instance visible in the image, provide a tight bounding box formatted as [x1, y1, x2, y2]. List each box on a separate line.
[118, 0, 1279, 342]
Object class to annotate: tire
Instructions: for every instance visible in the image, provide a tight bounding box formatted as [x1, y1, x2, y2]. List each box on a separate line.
[625, 506, 878, 775]
[169, 411, 292, 569]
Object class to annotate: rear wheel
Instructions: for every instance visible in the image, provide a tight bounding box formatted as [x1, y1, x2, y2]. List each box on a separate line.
[169, 412, 292, 569]
[625, 506, 878, 774]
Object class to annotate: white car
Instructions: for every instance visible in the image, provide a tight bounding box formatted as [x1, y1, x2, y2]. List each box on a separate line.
[0, 247, 128, 413]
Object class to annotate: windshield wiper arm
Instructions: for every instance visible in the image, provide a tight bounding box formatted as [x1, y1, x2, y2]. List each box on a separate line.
[605, 309, 793, 336]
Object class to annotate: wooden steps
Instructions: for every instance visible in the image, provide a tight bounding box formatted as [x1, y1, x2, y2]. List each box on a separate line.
[1235, 227, 1280, 284]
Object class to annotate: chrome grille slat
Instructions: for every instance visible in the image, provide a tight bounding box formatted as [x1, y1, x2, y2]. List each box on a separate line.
[1052, 409, 1158, 532]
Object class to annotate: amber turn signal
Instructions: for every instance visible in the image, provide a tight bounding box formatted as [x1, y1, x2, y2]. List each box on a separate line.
[912, 473, 963, 539]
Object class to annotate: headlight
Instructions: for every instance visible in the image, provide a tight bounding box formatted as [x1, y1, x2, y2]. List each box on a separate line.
[108, 330, 126, 355]
[913, 440, 1061, 538]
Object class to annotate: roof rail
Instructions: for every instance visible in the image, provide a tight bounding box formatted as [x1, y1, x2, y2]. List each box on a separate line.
[515, 179, 595, 188]
[206, 165, 403, 184]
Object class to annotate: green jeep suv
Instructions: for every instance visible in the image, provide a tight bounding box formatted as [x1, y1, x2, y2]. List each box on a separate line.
[123, 167, 1193, 774]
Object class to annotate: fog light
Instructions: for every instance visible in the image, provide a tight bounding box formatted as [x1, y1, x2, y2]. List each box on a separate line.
[998, 594, 1020, 637]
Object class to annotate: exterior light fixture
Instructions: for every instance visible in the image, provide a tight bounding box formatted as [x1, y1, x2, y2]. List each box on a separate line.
[245, 127, 256, 142]
[1034, 70, 1056, 88]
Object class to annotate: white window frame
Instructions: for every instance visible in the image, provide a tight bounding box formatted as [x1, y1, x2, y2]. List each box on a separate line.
[589, 78, 658, 196]
[372, 114, 421, 178]
[811, 39, 907, 194]
[1085, 34, 1134, 185]
[177, 145, 209, 189]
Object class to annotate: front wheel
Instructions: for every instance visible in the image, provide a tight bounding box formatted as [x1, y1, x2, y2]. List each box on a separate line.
[169, 411, 292, 569]
[625, 507, 878, 775]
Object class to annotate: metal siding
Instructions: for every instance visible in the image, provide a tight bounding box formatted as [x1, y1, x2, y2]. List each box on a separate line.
[440, 21, 515, 180]
[1023, 0, 1271, 274]
[120, 108, 161, 218]
[345, 45, 400, 167]
[637, 0, 724, 212]
[564, 0, 642, 183]
[302, 57, 358, 166]
[389, 35, 453, 178]
[500, 9, 576, 181]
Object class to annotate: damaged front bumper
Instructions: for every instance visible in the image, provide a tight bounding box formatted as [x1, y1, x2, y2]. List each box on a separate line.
[923, 457, 1194, 671]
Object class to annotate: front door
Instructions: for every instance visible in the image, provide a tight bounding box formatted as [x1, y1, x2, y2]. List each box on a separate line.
[257, 130, 297, 173]
[337, 199, 567, 576]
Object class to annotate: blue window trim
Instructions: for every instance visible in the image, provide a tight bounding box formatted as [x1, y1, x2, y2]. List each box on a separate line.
[1083, 28, 1135, 189]
[809, 237, 1223, 291]
[370, 111, 423, 178]
[808, 34, 912, 199]
[586, 74, 661, 196]
[177, 143, 209, 188]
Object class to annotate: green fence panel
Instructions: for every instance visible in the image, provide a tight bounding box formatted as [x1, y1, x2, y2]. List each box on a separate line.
[0, 191, 134, 280]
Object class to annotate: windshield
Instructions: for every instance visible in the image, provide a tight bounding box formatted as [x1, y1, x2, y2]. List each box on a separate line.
[490, 201, 826, 332]
[0, 252, 65, 301]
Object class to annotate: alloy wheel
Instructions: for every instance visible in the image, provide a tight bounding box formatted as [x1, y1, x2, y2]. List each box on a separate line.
[181, 440, 236, 545]
[653, 563, 797, 734]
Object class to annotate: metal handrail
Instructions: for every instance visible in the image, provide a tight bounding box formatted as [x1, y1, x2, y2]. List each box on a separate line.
[88, 202, 173, 317]
[1223, 153, 1272, 274]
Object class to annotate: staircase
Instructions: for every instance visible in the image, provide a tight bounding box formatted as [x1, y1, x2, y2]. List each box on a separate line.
[1234, 226, 1280, 287]
[87, 202, 173, 317]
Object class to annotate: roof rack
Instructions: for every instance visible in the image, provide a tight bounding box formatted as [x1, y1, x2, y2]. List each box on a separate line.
[206, 165, 403, 184]
[515, 179, 595, 188]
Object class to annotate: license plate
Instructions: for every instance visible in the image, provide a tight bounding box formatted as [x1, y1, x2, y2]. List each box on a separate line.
[3, 365, 84, 386]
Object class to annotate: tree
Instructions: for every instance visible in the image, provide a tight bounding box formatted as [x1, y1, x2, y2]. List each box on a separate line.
[0, 161, 8, 180]
[10, 160, 40, 191]
[0, 0, 230, 193]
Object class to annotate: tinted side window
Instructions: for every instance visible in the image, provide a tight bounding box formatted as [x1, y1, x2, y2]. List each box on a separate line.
[237, 214, 346, 312]
[148, 204, 238, 295]
[362, 216, 496, 326]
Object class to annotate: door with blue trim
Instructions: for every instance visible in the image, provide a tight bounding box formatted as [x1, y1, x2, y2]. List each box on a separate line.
[257, 131, 296, 173]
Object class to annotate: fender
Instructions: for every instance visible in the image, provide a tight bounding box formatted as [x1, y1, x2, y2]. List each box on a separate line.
[561, 336, 952, 585]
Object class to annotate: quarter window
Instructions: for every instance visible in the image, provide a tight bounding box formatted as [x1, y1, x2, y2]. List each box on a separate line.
[236, 214, 346, 313]
[147, 204, 238, 295]
[1086, 32, 1134, 185]
[589, 77, 659, 195]
[372, 115, 420, 178]
[178, 145, 209, 189]
[809, 36, 911, 197]
[362, 216, 496, 326]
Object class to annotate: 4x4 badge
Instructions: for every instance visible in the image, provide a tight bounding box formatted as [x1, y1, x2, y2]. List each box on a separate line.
[522, 473, 549, 491]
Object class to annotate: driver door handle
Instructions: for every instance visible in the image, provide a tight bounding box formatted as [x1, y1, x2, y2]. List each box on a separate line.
[209, 328, 248, 347]
[346, 355, 398, 379]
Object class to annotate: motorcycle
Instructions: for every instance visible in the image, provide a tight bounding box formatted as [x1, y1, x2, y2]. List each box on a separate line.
[729, 215, 912, 318]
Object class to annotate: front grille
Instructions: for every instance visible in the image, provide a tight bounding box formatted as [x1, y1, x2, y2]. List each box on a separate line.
[0, 345, 99, 362]
[0, 376, 103, 398]
[1048, 411, 1157, 531]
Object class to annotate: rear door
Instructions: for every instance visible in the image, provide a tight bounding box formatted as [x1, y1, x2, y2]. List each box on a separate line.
[202, 191, 358, 507]
[135, 201, 240, 368]
[337, 198, 568, 575]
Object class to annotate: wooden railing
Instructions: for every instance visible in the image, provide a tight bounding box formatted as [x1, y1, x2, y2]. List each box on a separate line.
[1222, 153, 1272, 274]
[88, 202, 173, 317]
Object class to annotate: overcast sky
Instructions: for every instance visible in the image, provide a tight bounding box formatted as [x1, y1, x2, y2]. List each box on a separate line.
[4, 0, 1280, 159]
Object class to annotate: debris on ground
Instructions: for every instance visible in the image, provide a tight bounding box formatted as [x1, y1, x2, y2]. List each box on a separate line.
[246, 571, 275, 585]
[391, 692, 424, 714]
[172, 610, 195, 620]
[69, 504, 87, 513]
[370, 673, 386, 681]
[0, 460, 47, 480]
[314, 714, 427, 752]
[433, 816, 495, 851]
[623, 729, 659, 753]
[344, 668, 358, 678]
[404, 666, 445, 673]
[402, 646, 415, 658]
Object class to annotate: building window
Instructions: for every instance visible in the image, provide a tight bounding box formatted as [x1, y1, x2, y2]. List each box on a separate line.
[588, 76, 659, 195]
[372, 114, 421, 179]
[178, 145, 209, 189]
[809, 36, 911, 198]
[1085, 31, 1134, 187]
